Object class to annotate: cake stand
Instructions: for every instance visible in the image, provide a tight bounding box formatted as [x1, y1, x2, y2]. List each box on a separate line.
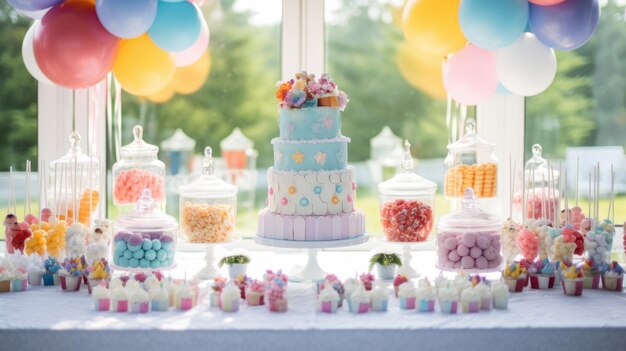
[255, 235, 369, 282]
[375, 236, 435, 278]
[178, 238, 242, 280]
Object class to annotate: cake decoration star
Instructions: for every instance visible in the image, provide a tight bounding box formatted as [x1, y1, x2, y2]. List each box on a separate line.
[275, 151, 283, 162]
[314, 151, 327, 165]
[322, 116, 333, 129]
[292, 151, 305, 164]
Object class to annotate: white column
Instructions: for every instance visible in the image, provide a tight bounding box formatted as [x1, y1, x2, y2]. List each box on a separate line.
[281, 0, 302, 80]
[281, 0, 326, 80]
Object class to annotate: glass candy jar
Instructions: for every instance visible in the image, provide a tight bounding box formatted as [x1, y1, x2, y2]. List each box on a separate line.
[378, 141, 436, 242]
[112, 189, 177, 270]
[112, 125, 165, 205]
[444, 119, 498, 199]
[437, 188, 503, 271]
[179, 147, 238, 243]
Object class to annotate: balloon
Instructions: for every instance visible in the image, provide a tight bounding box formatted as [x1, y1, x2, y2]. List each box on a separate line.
[162, 0, 186, 2]
[96, 0, 158, 39]
[33, 1, 120, 89]
[22, 22, 53, 85]
[529, 0, 600, 51]
[146, 83, 175, 103]
[396, 42, 446, 100]
[188, 0, 205, 4]
[171, 51, 211, 95]
[173, 14, 209, 67]
[113, 34, 176, 96]
[401, 0, 466, 56]
[529, 0, 565, 5]
[16, 7, 50, 19]
[459, 0, 528, 50]
[496, 83, 510, 95]
[7, 0, 61, 12]
[496, 33, 557, 96]
[148, 1, 202, 52]
[442, 44, 498, 105]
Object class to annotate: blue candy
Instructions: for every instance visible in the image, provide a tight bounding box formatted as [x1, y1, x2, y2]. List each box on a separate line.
[166, 249, 174, 259]
[119, 257, 130, 267]
[123, 250, 133, 259]
[163, 258, 173, 267]
[127, 244, 141, 252]
[133, 250, 145, 259]
[161, 242, 173, 251]
[115, 241, 127, 253]
[150, 260, 161, 269]
[151, 239, 162, 251]
[142, 238, 152, 251]
[156, 249, 167, 261]
[113, 255, 120, 265]
[129, 258, 140, 268]
[139, 258, 150, 268]
[145, 249, 157, 261]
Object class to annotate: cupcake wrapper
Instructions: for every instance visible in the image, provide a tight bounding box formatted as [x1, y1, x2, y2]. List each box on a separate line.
[11, 279, 27, 292]
[602, 276, 623, 292]
[209, 292, 220, 308]
[60, 275, 81, 292]
[462, 301, 479, 313]
[504, 277, 525, 293]
[370, 299, 388, 312]
[28, 273, 42, 286]
[440, 300, 458, 314]
[399, 296, 417, 310]
[561, 279, 583, 296]
[0, 280, 10, 293]
[530, 274, 555, 289]
[246, 292, 264, 306]
[480, 297, 492, 311]
[269, 297, 288, 313]
[95, 299, 110, 311]
[113, 300, 128, 312]
[180, 297, 194, 310]
[130, 302, 150, 313]
[418, 299, 435, 312]
[320, 300, 337, 313]
[583, 274, 600, 289]
[492, 296, 508, 310]
[222, 298, 240, 312]
[151, 299, 169, 312]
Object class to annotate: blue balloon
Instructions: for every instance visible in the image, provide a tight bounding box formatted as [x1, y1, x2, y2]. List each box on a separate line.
[459, 0, 528, 50]
[148, 1, 201, 52]
[496, 83, 510, 95]
[7, 0, 61, 12]
[529, 0, 600, 51]
[96, 0, 158, 39]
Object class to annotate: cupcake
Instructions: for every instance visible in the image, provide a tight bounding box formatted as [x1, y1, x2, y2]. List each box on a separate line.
[320, 275, 345, 307]
[343, 277, 360, 307]
[529, 258, 556, 289]
[502, 262, 526, 293]
[369, 283, 389, 312]
[438, 282, 459, 314]
[560, 266, 583, 296]
[474, 281, 492, 310]
[150, 284, 170, 312]
[359, 272, 375, 291]
[416, 278, 436, 312]
[461, 287, 480, 313]
[233, 274, 249, 300]
[267, 278, 288, 313]
[318, 281, 340, 313]
[166, 279, 179, 307]
[0, 264, 11, 293]
[59, 256, 88, 292]
[109, 277, 125, 291]
[246, 279, 265, 306]
[434, 275, 448, 295]
[397, 282, 417, 310]
[11, 266, 28, 292]
[88, 258, 111, 293]
[144, 274, 162, 291]
[453, 273, 472, 296]
[349, 285, 370, 314]
[579, 259, 601, 289]
[491, 281, 510, 310]
[220, 282, 240, 313]
[129, 288, 150, 313]
[111, 288, 129, 312]
[392, 274, 408, 297]
[93, 284, 111, 311]
[42, 257, 61, 286]
[210, 276, 227, 308]
[125, 279, 141, 291]
[26, 254, 45, 286]
[176, 283, 196, 310]
[601, 261, 624, 292]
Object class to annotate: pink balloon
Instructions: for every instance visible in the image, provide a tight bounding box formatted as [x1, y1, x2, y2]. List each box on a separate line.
[173, 9, 209, 67]
[442, 44, 498, 105]
[529, 0, 565, 5]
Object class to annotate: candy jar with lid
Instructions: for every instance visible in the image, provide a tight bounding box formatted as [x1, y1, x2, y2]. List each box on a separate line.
[112, 189, 177, 270]
[179, 147, 238, 244]
[49, 131, 100, 226]
[112, 125, 165, 205]
[437, 188, 503, 271]
[378, 140, 436, 242]
[444, 119, 498, 199]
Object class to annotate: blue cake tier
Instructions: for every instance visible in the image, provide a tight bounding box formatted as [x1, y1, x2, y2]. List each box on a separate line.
[272, 137, 349, 171]
[279, 107, 341, 140]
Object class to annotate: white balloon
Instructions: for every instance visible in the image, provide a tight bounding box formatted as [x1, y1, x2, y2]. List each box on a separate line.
[16, 7, 49, 19]
[496, 33, 557, 96]
[22, 21, 53, 85]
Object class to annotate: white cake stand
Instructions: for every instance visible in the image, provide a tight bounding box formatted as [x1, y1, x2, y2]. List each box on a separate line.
[255, 235, 369, 282]
[375, 236, 435, 278]
[178, 238, 242, 280]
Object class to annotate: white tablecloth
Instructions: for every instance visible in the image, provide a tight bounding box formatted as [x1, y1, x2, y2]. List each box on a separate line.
[1, 241, 626, 351]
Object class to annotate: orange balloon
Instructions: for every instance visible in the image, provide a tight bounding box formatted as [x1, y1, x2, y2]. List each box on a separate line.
[396, 41, 447, 100]
[113, 34, 175, 96]
[171, 51, 211, 95]
[146, 83, 175, 104]
[402, 0, 466, 56]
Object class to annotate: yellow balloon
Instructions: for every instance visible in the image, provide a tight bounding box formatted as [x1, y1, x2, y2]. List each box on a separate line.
[396, 41, 447, 100]
[147, 83, 175, 104]
[171, 51, 211, 95]
[113, 34, 175, 96]
[402, 0, 466, 56]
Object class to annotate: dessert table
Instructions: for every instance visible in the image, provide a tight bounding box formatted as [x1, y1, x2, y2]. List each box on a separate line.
[1, 236, 625, 351]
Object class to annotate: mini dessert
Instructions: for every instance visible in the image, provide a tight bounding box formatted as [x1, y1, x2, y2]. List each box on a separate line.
[150, 284, 170, 311]
[11, 265, 28, 292]
[445, 163, 497, 198]
[461, 287, 480, 313]
[416, 278, 436, 312]
[111, 288, 130, 312]
[318, 280, 340, 313]
[24, 229, 46, 257]
[516, 227, 538, 262]
[125, 278, 141, 291]
[501, 218, 520, 263]
[144, 274, 162, 291]
[85, 241, 108, 268]
[42, 257, 61, 286]
[349, 285, 370, 314]
[246, 279, 265, 306]
[369, 282, 389, 312]
[579, 259, 601, 289]
[533, 220, 550, 259]
[438, 282, 459, 314]
[491, 281, 510, 309]
[210, 276, 227, 308]
[129, 288, 150, 313]
[176, 283, 196, 310]
[561, 266, 583, 296]
[474, 281, 492, 310]
[343, 277, 360, 306]
[601, 261, 624, 292]
[453, 273, 472, 296]
[93, 283, 111, 311]
[397, 282, 417, 310]
[220, 282, 240, 313]
[232, 274, 249, 299]
[549, 229, 576, 263]
[392, 274, 408, 297]
[359, 272, 375, 291]
[88, 258, 111, 292]
[65, 222, 88, 258]
[503, 262, 526, 293]
[585, 227, 614, 265]
[319, 274, 345, 307]
[562, 225, 584, 256]
[529, 258, 556, 289]
[267, 279, 288, 313]
[434, 275, 448, 295]
[26, 253, 45, 286]
[0, 263, 11, 293]
[59, 256, 87, 292]
[263, 269, 288, 286]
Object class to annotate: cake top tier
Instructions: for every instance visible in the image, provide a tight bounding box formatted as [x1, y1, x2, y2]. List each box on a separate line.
[276, 71, 349, 110]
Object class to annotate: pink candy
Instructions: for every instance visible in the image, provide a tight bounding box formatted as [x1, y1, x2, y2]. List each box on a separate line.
[513, 192, 557, 223]
[516, 228, 539, 261]
[114, 168, 164, 204]
[438, 231, 502, 270]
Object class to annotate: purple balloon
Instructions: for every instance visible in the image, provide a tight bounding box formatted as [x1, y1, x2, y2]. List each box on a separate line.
[7, 0, 62, 12]
[529, 0, 600, 51]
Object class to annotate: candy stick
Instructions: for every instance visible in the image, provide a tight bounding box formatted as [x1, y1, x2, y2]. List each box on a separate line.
[608, 164, 614, 221]
[9, 166, 15, 214]
[23, 161, 27, 217]
[564, 169, 569, 225]
[521, 166, 526, 226]
[575, 157, 580, 207]
[588, 171, 592, 225]
[596, 162, 600, 221]
[53, 162, 59, 221]
[542, 174, 546, 220]
[531, 166, 535, 220]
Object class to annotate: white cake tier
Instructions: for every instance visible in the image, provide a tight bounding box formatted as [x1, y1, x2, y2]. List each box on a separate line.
[257, 209, 365, 241]
[266, 167, 356, 216]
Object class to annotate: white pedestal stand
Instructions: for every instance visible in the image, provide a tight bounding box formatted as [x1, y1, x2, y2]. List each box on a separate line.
[255, 235, 369, 282]
[178, 238, 242, 280]
[376, 237, 435, 278]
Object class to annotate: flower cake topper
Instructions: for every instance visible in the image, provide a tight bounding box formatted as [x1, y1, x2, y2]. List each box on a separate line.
[276, 71, 349, 110]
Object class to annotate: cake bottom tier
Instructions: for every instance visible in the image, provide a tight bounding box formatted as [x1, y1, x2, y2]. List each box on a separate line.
[257, 209, 365, 241]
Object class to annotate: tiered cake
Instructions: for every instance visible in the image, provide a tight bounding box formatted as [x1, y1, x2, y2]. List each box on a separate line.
[257, 72, 365, 241]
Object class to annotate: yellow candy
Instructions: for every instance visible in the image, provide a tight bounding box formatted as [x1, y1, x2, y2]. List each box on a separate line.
[25, 229, 47, 256]
[45, 221, 67, 259]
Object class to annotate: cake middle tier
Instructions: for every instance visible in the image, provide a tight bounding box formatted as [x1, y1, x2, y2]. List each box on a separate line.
[279, 107, 341, 140]
[272, 136, 349, 171]
[267, 167, 356, 215]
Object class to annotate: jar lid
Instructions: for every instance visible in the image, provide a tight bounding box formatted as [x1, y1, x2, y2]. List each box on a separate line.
[120, 125, 159, 158]
[220, 128, 253, 151]
[161, 129, 196, 152]
[446, 119, 495, 152]
[50, 132, 99, 167]
[438, 188, 500, 231]
[378, 140, 436, 196]
[179, 147, 238, 198]
[524, 144, 559, 182]
[116, 189, 177, 230]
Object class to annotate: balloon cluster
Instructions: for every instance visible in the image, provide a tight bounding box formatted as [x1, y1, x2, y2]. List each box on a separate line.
[401, 0, 600, 105]
[12, 0, 209, 99]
